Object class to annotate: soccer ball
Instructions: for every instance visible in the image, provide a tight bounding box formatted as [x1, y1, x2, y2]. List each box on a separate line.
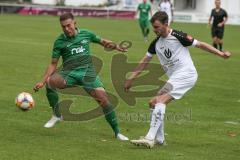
[15, 92, 34, 110]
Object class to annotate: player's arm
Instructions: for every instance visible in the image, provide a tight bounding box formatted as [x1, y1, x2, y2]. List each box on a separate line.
[124, 55, 152, 92]
[195, 41, 231, 59]
[124, 36, 157, 92]
[89, 30, 127, 52]
[33, 58, 59, 91]
[100, 38, 127, 52]
[208, 16, 212, 25]
[208, 10, 213, 26]
[172, 30, 231, 59]
[218, 11, 228, 27]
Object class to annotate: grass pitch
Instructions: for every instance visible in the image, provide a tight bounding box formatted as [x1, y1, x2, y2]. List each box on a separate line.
[0, 14, 239, 160]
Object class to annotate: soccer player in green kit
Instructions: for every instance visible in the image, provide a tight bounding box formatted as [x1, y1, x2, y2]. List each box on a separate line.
[33, 13, 129, 141]
[137, 0, 152, 41]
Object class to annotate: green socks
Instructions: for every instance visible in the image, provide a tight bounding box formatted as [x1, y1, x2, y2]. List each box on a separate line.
[46, 85, 120, 136]
[46, 85, 61, 118]
[102, 104, 120, 136]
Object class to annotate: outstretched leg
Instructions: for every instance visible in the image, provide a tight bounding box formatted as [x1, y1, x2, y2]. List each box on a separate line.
[131, 93, 173, 148]
[44, 73, 67, 128]
[87, 87, 128, 141]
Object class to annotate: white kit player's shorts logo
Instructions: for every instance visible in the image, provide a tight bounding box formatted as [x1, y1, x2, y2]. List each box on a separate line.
[164, 48, 172, 59]
[71, 46, 86, 55]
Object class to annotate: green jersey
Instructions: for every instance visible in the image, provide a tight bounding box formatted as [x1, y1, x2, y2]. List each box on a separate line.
[52, 28, 101, 70]
[137, 3, 151, 21]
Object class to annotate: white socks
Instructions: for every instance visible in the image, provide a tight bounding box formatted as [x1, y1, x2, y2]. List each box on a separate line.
[155, 122, 165, 144]
[145, 103, 166, 140]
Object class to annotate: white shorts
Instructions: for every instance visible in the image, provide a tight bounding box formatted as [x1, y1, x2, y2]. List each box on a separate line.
[158, 73, 198, 100]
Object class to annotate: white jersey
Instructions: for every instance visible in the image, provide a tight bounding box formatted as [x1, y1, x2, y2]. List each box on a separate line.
[159, 1, 172, 18]
[147, 29, 198, 78]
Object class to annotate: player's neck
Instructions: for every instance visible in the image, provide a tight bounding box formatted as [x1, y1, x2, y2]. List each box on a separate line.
[162, 28, 171, 38]
[74, 28, 78, 36]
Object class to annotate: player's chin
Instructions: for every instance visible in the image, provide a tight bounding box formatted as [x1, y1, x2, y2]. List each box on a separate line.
[66, 32, 74, 37]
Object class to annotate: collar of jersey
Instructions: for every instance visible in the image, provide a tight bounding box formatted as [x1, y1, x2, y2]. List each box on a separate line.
[160, 29, 172, 38]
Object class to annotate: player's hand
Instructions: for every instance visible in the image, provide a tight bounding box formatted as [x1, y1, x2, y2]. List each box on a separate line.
[207, 23, 211, 28]
[33, 82, 45, 92]
[221, 51, 231, 59]
[124, 79, 133, 92]
[217, 22, 223, 27]
[116, 45, 128, 52]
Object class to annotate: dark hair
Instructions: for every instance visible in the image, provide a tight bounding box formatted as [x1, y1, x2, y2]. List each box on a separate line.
[60, 12, 74, 21]
[150, 11, 168, 24]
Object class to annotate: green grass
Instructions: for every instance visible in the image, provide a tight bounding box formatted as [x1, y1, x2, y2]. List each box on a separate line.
[0, 14, 239, 160]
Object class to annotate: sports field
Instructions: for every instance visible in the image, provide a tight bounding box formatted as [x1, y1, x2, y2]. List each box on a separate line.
[0, 14, 239, 160]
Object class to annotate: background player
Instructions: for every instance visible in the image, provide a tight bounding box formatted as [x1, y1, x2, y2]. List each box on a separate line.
[158, 0, 174, 25]
[137, 0, 152, 41]
[208, 0, 228, 51]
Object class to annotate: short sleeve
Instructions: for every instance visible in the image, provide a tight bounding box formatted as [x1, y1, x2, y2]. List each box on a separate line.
[171, 30, 196, 47]
[210, 9, 214, 17]
[52, 40, 61, 59]
[88, 30, 101, 43]
[223, 9, 228, 17]
[137, 4, 140, 10]
[147, 37, 159, 56]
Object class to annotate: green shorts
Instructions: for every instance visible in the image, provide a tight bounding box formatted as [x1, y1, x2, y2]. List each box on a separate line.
[59, 68, 104, 91]
[139, 19, 150, 29]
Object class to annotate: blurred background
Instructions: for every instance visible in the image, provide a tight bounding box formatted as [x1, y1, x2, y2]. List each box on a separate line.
[0, 0, 239, 24]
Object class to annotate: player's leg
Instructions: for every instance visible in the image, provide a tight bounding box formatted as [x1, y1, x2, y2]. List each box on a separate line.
[44, 72, 70, 128]
[146, 93, 172, 140]
[217, 28, 224, 51]
[211, 27, 218, 49]
[139, 20, 146, 38]
[86, 87, 128, 140]
[131, 74, 197, 148]
[149, 94, 172, 145]
[144, 20, 150, 41]
[48, 73, 67, 89]
[131, 93, 173, 148]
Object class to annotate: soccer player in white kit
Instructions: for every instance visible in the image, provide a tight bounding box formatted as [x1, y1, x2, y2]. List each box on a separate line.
[124, 11, 231, 148]
[159, 0, 173, 25]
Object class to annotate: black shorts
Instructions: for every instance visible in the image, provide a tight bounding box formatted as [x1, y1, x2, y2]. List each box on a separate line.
[211, 27, 224, 39]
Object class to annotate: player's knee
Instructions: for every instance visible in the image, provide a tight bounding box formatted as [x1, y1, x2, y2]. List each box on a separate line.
[213, 39, 218, 44]
[48, 76, 65, 89]
[99, 99, 109, 107]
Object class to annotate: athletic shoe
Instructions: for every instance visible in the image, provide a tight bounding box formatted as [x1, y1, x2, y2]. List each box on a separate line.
[44, 115, 62, 128]
[130, 137, 155, 148]
[116, 133, 129, 141]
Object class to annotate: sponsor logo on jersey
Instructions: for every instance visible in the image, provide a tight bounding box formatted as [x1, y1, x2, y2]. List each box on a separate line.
[81, 39, 88, 44]
[164, 48, 172, 59]
[71, 46, 86, 55]
[67, 43, 72, 47]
